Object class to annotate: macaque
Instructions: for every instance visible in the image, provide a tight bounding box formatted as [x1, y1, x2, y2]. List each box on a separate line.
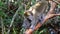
[23, 1, 48, 34]
[23, 1, 48, 29]
[23, 0, 60, 34]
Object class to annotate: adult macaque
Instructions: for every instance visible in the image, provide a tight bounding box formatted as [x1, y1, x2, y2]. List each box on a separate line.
[23, 0, 48, 29]
[23, 0, 60, 34]
[23, 1, 48, 34]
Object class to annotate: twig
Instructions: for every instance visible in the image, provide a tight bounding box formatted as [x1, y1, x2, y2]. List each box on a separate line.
[7, 7, 21, 34]
[1, 17, 4, 34]
[0, 6, 7, 10]
[53, 0, 60, 4]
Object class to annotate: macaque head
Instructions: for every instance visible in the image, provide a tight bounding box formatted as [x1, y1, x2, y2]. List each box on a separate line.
[23, 11, 33, 29]
[24, 11, 33, 21]
[23, 11, 34, 29]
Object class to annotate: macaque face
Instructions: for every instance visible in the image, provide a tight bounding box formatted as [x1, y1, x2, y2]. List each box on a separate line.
[23, 11, 34, 29]
[24, 11, 34, 21]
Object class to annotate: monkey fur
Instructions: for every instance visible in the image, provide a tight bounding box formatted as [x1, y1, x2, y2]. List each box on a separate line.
[23, 1, 48, 29]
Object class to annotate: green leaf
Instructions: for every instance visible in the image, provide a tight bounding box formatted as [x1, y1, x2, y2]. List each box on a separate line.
[0, 1, 4, 6]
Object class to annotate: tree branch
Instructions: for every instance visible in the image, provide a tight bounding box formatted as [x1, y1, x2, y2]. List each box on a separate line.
[7, 7, 21, 34]
[1, 17, 4, 34]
